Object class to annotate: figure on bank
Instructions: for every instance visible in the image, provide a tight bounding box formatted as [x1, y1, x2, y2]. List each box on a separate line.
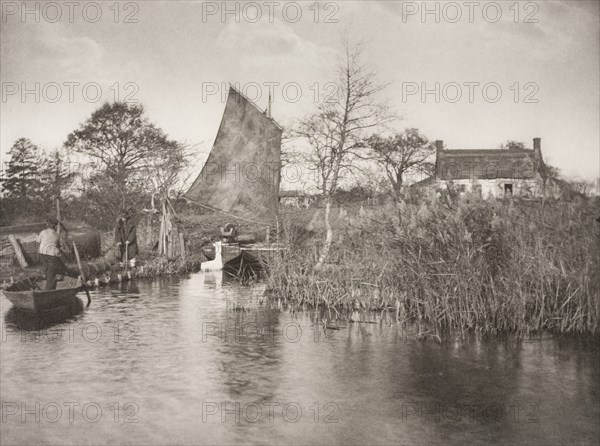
[221, 222, 238, 243]
[115, 211, 138, 267]
[36, 217, 69, 290]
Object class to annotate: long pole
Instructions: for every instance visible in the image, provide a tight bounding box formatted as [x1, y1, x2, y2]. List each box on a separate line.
[124, 243, 129, 274]
[183, 196, 269, 227]
[56, 198, 66, 264]
[73, 242, 91, 306]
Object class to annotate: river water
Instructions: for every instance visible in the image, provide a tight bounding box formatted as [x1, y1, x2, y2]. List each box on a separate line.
[1, 273, 598, 445]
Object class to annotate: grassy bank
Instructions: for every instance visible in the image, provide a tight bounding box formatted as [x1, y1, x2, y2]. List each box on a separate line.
[267, 194, 600, 337]
[1, 247, 204, 287]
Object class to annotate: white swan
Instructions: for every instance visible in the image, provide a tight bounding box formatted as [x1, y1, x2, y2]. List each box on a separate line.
[201, 241, 223, 272]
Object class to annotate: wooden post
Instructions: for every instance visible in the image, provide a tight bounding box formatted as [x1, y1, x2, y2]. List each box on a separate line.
[56, 199, 61, 236]
[179, 232, 186, 261]
[124, 243, 129, 273]
[7, 235, 28, 268]
[167, 215, 173, 259]
[162, 201, 169, 256]
[158, 213, 164, 255]
[266, 226, 270, 243]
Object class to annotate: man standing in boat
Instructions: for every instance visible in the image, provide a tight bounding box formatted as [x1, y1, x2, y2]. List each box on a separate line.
[115, 211, 138, 267]
[36, 217, 69, 290]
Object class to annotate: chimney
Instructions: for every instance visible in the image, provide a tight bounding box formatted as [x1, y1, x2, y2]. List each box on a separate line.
[533, 137, 541, 161]
[435, 140, 444, 152]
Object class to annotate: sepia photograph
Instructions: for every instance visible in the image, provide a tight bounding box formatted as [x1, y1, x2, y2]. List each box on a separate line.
[0, 1, 599, 445]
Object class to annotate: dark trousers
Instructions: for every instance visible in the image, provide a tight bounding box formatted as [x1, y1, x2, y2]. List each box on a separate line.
[118, 243, 137, 262]
[40, 254, 67, 290]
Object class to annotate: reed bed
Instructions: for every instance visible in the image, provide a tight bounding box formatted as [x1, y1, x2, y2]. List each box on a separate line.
[267, 194, 600, 337]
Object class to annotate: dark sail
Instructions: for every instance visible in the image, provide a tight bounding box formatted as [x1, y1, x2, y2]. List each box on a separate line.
[185, 86, 282, 222]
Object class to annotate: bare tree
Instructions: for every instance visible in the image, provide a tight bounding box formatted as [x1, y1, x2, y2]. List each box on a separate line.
[293, 40, 395, 268]
[366, 128, 435, 201]
[141, 142, 195, 210]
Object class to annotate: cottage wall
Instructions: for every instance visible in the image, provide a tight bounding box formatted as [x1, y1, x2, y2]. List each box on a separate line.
[437, 176, 544, 199]
[281, 197, 301, 207]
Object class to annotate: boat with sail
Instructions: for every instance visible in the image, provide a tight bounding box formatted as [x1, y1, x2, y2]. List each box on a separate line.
[185, 85, 287, 274]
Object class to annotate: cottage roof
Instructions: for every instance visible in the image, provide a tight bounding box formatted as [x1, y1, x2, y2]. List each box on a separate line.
[412, 175, 437, 187]
[435, 148, 545, 181]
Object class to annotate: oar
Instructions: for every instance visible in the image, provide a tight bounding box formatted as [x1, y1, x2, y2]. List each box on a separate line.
[73, 242, 92, 306]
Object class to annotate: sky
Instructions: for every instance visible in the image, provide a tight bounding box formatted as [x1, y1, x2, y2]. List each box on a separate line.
[1, 0, 599, 183]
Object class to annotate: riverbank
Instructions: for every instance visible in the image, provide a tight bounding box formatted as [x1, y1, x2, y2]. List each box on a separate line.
[2, 195, 598, 338]
[266, 194, 600, 337]
[0, 252, 204, 288]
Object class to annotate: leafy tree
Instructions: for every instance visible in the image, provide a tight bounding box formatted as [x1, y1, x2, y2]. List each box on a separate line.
[499, 140, 526, 150]
[366, 129, 435, 201]
[540, 164, 591, 199]
[293, 40, 395, 268]
[544, 164, 560, 181]
[79, 172, 148, 229]
[1, 138, 42, 200]
[64, 102, 186, 219]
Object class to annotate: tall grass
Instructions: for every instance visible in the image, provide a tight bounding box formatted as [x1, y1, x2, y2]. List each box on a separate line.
[267, 194, 600, 337]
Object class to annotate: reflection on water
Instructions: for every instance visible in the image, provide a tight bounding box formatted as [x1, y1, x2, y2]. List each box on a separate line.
[1, 273, 598, 445]
[4, 297, 85, 332]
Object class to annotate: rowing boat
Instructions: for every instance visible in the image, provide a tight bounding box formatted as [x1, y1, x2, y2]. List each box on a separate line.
[1, 276, 83, 313]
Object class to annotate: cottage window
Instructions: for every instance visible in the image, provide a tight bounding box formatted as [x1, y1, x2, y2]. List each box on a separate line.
[504, 184, 513, 197]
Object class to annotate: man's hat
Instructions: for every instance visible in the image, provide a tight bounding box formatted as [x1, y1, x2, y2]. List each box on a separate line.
[46, 217, 59, 226]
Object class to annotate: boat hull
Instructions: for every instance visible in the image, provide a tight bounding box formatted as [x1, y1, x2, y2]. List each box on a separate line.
[2, 277, 82, 313]
[200, 241, 287, 277]
[222, 243, 287, 278]
[223, 251, 263, 278]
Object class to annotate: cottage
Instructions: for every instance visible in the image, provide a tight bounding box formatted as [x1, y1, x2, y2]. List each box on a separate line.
[279, 190, 313, 208]
[416, 138, 555, 199]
